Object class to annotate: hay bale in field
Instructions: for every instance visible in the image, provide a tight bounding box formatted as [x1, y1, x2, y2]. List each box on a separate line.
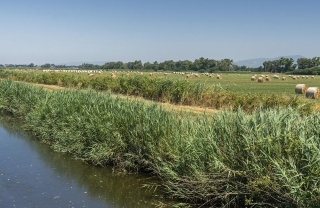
[258, 77, 265, 82]
[111, 72, 117, 78]
[295, 84, 308, 94]
[266, 77, 271, 81]
[217, 74, 222, 79]
[282, 77, 287, 81]
[251, 76, 256, 81]
[306, 87, 320, 99]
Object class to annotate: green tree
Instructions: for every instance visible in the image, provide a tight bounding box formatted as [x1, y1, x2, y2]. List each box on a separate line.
[41, 63, 51, 69]
[284, 58, 294, 71]
[218, 59, 233, 71]
[79, 63, 96, 69]
[297, 58, 313, 69]
[152, 61, 159, 71]
[180, 60, 192, 71]
[143, 62, 153, 70]
[127, 60, 143, 70]
[102, 61, 124, 69]
[263, 61, 272, 72]
[312, 57, 320, 67]
[159, 60, 175, 71]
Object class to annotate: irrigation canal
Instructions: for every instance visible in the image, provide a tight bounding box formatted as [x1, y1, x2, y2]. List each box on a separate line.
[0, 117, 170, 207]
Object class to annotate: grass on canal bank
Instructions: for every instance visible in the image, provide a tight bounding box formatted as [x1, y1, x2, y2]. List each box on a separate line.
[1, 79, 320, 207]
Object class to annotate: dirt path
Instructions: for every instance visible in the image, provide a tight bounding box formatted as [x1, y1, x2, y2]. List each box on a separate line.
[31, 83, 218, 115]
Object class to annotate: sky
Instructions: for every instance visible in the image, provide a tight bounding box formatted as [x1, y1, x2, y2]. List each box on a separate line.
[0, 0, 319, 65]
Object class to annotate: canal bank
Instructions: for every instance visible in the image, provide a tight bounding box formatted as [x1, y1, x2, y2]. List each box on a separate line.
[0, 117, 170, 208]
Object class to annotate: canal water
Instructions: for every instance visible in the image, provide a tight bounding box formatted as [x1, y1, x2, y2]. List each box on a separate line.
[0, 117, 170, 208]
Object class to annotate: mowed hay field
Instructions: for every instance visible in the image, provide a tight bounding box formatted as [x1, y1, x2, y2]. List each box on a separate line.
[134, 71, 320, 106]
[51, 70, 320, 100]
[147, 72, 319, 95]
[16, 69, 320, 95]
[2, 69, 320, 110]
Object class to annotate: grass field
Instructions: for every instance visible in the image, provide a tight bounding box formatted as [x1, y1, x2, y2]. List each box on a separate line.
[10, 69, 320, 95]
[152, 72, 318, 94]
[2, 69, 320, 111]
[47, 70, 320, 104]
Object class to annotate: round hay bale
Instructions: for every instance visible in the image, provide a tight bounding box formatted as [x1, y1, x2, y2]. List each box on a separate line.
[258, 77, 265, 82]
[306, 87, 320, 99]
[266, 77, 271, 81]
[295, 84, 308, 94]
[251, 76, 256, 81]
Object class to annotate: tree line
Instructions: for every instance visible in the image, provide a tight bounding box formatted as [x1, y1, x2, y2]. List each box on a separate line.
[0, 58, 235, 72]
[262, 57, 320, 73]
[67, 56, 320, 73]
[77, 58, 235, 72]
[1, 56, 319, 73]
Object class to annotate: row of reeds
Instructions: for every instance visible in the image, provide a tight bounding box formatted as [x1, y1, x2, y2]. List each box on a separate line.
[0, 69, 313, 113]
[0, 79, 320, 207]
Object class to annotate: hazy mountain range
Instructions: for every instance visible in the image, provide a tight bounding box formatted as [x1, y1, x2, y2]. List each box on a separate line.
[61, 55, 305, 68]
[234, 55, 305, 68]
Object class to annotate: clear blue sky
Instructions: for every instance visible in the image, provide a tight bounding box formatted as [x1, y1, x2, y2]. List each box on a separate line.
[0, 0, 319, 65]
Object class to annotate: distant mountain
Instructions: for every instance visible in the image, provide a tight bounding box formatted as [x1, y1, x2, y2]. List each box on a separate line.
[235, 55, 305, 68]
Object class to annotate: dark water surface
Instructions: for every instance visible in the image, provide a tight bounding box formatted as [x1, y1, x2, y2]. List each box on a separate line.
[0, 117, 168, 208]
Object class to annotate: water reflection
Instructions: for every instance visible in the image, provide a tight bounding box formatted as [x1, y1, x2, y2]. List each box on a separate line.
[0, 117, 167, 208]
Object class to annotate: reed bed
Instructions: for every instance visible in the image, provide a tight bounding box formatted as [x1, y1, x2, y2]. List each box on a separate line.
[0, 79, 320, 207]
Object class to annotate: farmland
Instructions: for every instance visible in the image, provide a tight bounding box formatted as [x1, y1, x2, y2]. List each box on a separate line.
[0, 69, 319, 112]
[1, 69, 320, 207]
[4, 68, 320, 95]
